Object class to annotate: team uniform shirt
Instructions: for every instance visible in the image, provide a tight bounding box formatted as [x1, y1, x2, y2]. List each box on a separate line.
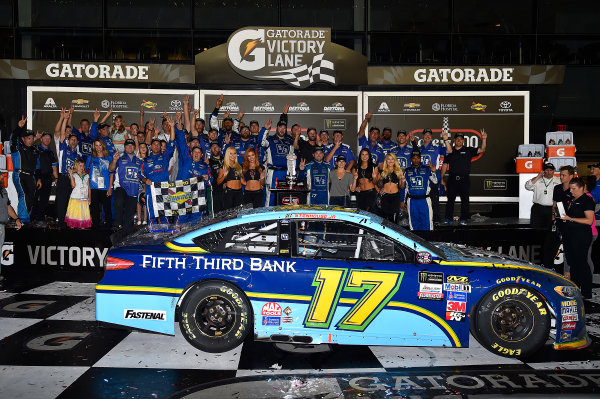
[141, 141, 176, 184]
[35, 144, 57, 180]
[590, 179, 600, 219]
[90, 122, 116, 156]
[420, 142, 446, 169]
[358, 136, 385, 165]
[9, 126, 38, 173]
[224, 128, 267, 165]
[379, 140, 398, 156]
[298, 161, 331, 205]
[114, 153, 142, 197]
[443, 146, 478, 176]
[324, 143, 355, 169]
[72, 128, 93, 162]
[395, 144, 414, 170]
[59, 140, 82, 174]
[404, 165, 438, 198]
[525, 176, 560, 206]
[209, 109, 240, 141]
[262, 134, 295, 169]
[86, 156, 113, 191]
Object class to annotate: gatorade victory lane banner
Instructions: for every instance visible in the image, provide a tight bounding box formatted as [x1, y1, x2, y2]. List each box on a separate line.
[364, 91, 529, 201]
[27, 87, 199, 135]
[200, 90, 362, 148]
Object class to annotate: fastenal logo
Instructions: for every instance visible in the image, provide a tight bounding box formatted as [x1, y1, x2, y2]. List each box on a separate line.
[253, 101, 275, 112]
[124, 309, 166, 320]
[221, 101, 240, 112]
[227, 26, 336, 88]
[44, 98, 57, 108]
[378, 102, 390, 113]
[141, 99, 157, 110]
[432, 103, 458, 112]
[323, 102, 345, 112]
[499, 100, 513, 113]
[403, 102, 421, 112]
[471, 102, 487, 112]
[288, 101, 310, 112]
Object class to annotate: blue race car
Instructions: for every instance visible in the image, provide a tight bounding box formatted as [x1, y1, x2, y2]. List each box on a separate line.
[96, 206, 590, 358]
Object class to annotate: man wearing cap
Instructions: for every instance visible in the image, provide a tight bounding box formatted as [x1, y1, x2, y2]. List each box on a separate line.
[91, 109, 116, 156]
[419, 128, 450, 224]
[298, 146, 331, 205]
[209, 95, 241, 141]
[207, 141, 224, 214]
[262, 120, 294, 206]
[9, 116, 42, 224]
[357, 112, 384, 167]
[294, 126, 319, 164]
[395, 130, 419, 170]
[378, 127, 397, 156]
[441, 129, 487, 225]
[325, 130, 355, 171]
[32, 131, 58, 226]
[402, 150, 438, 231]
[225, 121, 269, 165]
[71, 117, 93, 163]
[525, 162, 560, 229]
[140, 117, 176, 224]
[109, 139, 142, 229]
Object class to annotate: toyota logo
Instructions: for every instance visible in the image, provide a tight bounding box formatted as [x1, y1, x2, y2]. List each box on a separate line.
[101, 100, 110, 108]
[500, 101, 511, 109]
[432, 103, 441, 111]
[171, 100, 182, 107]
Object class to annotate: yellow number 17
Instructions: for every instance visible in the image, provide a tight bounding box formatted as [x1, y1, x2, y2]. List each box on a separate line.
[304, 268, 403, 331]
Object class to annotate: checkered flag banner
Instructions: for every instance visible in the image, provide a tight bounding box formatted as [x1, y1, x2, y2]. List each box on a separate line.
[150, 177, 206, 218]
[257, 54, 336, 88]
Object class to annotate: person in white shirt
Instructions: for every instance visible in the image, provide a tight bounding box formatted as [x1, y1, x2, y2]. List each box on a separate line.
[525, 162, 560, 229]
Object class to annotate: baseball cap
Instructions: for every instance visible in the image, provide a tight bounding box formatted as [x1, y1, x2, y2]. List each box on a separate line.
[98, 122, 110, 129]
[191, 145, 203, 153]
[21, 129, 34, 137]
[68, 133, 79, 140]
[382, 127, 392, 132]
[150, 138, 161, 144]
[455, 133, 465, 139]
[124, 139, 136, 147]
[194, 117, 205, 123]
[312, 146, 324, 153]
[543, 162, 556, 170]
[336, 155, 347, 162]
[41, 131, 52, 138]
[411, 150, 421, 157]
[397, 130, 407, 136]
[588, 162, 600, 169]
[423, 128, 432, 135]
[277, 120, 287, 127]
[223, 117, 233, 122]
[210, 140, 220, 147]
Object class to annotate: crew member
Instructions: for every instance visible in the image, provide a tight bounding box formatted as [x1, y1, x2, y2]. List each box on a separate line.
[56, 132, 82, 228]
[394, 130, 419, 171]
[10, 117, 39, 224]
[262, 120, 294, 206]
[109, 139, 142, 228]
[357, 112, 384, 167]
[525, 162, 560, 230]
[298, 146, 331, 205]
[378, 127, 397, 155]
[402, 150, 438, 231]
[91, 109, 116, 156]
[32, 132, 58, 226]
[325, 130, 355, 171]
[420, 128, 450, 224]
[441, 130, 486, 225]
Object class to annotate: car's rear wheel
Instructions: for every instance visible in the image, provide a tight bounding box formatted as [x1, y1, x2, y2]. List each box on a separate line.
[178, 281, 251, 353]
[473, 284, 550, 358]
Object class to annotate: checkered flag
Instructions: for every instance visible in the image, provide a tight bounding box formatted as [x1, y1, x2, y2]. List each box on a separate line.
[258, 54, 336, 88]
[442, 117, 449, 133]
[150, 177, 206, 218]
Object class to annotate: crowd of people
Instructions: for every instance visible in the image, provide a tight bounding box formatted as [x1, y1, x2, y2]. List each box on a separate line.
[7, 94, 492, 231]
[525, 162, 600, 297]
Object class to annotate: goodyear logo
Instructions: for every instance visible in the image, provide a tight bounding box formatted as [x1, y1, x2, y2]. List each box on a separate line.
[471, 102, 487, 112]
[166, 192, 192, 204]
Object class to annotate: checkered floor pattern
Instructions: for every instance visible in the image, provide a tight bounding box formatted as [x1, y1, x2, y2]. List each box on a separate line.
[1, 279, 600, 399]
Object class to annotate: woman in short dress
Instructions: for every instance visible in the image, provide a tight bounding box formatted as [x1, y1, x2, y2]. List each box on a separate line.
[241, 148, 265, 208]
[378, 153, 405, 222]
[217, 147, 243, 209]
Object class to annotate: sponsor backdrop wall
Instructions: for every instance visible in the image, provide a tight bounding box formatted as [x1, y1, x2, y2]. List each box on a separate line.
[200, 90, 362, 148]
[27, 87, 199, 136]
[364, 91, 529, 202]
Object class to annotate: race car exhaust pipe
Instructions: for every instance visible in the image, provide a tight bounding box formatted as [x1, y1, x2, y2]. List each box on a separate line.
[292, 336, 313, 344]
[270, 334, 291, 342]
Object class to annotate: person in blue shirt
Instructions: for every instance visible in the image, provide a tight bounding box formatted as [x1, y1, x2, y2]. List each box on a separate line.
[10, 116, 40, 224]
[379, 127, 397, 155]
[324, 130, 355, 171]
[395, 130, 419, 171]
[68, 115, 93, 162]
[86, 139, 114, 229]
[224, 124, 267, 165]
[357, 112, 384, 168]
[140, 117, 176, 225]
[419, 128, 451, 224]
[402, 150, 438, 231]
[262, 119, 291, 206]
[298, 146, 331, 205]
[32, 132, 58, 225]
[209, 94, 241, 141]
[588, 163, 600, 219]
[90, 108, 116, 156]
[108, 139, 142, 229]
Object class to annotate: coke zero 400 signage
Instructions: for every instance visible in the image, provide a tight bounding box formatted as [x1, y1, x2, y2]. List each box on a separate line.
[227, 27, 337, 89]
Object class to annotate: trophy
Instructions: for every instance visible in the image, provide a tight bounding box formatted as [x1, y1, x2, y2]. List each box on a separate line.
[286, 148, 298, 189]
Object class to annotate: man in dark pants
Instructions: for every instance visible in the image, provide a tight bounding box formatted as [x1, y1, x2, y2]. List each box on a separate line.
[207, 141, 224, 215]
[10, 117, 40, 224]
[440, 130, 487, 225]
[551, 165, 575, 274]
[109, 139, 142, 229]
[525, 162, 560, 229]
[419, 128, 450, 224]
[56, 133, 82, 228]
[32, 132, 58, 226]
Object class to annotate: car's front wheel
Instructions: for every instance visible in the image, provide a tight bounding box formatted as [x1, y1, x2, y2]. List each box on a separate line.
[473, 284, 550, 358]
[178, 281, 252, 353]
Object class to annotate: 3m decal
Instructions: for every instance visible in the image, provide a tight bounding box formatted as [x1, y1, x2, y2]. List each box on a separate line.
[446, 301, 466, 313]
[304, 268, 403, 331]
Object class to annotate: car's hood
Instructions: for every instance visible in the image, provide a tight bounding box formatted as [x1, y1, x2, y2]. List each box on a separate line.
[432, 242, 547, 271]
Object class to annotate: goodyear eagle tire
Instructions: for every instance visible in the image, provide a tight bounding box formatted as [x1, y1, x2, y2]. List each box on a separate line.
[474, 284, 550, 358]
[178, 281, 251, 353]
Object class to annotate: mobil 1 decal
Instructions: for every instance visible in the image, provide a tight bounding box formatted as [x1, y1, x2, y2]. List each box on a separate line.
[366, 92, 527, 198]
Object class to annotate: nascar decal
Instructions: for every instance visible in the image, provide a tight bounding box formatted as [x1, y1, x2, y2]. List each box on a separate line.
[416, 251, 433, 264]
[141, 255, 297, 273]
[304, 268, 403, 332]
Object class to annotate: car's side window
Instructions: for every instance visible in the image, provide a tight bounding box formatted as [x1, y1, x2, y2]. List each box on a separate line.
[193, 221, 279, 255]
[359, 231, 415, 263]
[295, 220, 360, 259]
